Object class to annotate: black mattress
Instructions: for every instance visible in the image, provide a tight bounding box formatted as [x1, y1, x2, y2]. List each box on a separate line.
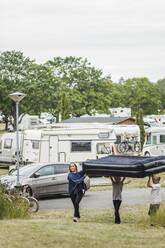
[82, 155, 165, 178]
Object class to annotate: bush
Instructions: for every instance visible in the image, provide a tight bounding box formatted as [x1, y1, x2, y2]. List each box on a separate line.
[139, 204, 165, 227]
[149, 205, 165, 227]
[0, 188, 30, 219]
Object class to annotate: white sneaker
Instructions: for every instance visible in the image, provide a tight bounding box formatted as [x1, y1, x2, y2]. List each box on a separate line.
[73, 217, 79, 222]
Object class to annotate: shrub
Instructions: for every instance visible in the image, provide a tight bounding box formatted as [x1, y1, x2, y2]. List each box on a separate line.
[139, 204, 165, 227]
[0, 188, 30, 219]
[149, 205, 165, 227]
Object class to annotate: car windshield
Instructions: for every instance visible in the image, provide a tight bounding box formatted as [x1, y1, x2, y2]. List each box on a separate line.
[9, 164, 40, 177]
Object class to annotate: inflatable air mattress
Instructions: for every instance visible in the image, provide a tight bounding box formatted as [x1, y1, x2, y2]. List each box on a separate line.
[82, 155, 165, 178]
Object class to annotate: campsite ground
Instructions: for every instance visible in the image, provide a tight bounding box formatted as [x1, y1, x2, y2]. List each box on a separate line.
[1, 129, 165, 247]
[1, 205, 165, 248]
[1, 167, 165, 248]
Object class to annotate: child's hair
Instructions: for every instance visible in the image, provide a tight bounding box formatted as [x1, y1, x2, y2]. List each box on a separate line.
[152, 174, 161, 183]
[69, 162, 78, 173]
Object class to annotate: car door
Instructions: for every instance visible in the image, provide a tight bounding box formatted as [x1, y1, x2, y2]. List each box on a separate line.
[32, 164, 56, 196]
[52, 164, 69, 194]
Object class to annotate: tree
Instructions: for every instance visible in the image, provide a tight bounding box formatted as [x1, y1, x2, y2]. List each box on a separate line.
[0, 50, 35, 129]
[157, 78, 165, 111]
[0, 50, 57, 129]
[136, 108, 145, 150]
[60, 91, 71, 121]
[45, 57, 113, 117]
[121, 78, 161, 115]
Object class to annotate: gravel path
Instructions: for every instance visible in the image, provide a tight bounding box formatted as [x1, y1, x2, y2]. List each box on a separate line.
[39, 187, 165, 210]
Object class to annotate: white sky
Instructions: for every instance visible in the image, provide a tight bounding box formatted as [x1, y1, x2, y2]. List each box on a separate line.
[1, 0, 165, 82]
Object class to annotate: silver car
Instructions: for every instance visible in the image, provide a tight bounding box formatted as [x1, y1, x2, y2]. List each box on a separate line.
[0, 163, 69, 198]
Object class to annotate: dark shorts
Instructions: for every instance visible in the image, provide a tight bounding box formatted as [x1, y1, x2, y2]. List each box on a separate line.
[148, 204, 160, 216]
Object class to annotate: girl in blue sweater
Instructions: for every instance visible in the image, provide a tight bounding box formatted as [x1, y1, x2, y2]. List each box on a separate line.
[68, 162, 86, 222]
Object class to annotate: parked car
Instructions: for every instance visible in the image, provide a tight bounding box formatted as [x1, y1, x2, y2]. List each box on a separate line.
[0, 163, 70, 198]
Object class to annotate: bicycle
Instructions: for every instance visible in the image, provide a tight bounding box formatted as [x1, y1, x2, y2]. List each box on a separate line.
[15, 185, 39, 213]
[3, 184, 39, 213]
[117, 136, 141, 154]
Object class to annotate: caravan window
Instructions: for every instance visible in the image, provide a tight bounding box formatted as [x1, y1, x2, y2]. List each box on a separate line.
[32, 140, 39, 149]
[71, 141, 91, 152]
[146, 133, 151, 144]
[160, 135, 165, 143]
[152, 136, 157, 145]
[97, 143, 111, 154]
[30, 118, 38, 125]
[4, 138, 12, 149]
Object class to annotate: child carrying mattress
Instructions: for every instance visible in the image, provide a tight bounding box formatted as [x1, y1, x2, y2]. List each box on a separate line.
[110, 176, 125, 224]
[147, 174, 161, 216]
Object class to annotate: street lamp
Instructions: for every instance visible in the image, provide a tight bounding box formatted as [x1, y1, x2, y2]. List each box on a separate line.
[8, 92, 26, 186]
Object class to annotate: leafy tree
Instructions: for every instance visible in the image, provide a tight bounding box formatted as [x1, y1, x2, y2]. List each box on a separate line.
[22, 63, 57, 115]
[60, 91, 71, 121]
[121, 78, 161, 115]
[0, 50, 56, 129]
[157, 78, 165, 111]
[45, 57, 113, 117]
[136, 108, 145, 150]
[109, 82, 125, 108]
[0, 50, 35, 129]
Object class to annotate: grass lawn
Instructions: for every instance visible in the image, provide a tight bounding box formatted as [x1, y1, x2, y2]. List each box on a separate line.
[0, 168, 8, 176]
[0, 204, 165, 248]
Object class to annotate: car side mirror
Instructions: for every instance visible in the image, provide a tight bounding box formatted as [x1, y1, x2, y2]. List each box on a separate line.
[33, 173, 40, 178]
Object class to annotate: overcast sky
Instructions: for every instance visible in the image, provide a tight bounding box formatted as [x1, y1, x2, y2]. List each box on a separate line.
[1, 0, 165, 82]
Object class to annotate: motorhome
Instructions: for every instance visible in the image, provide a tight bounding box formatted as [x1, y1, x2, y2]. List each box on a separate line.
[8, 114, 40, 131]
[142, 126, 165, 156]
[0, 126, 115, 165]
[0, 125, 140, 165]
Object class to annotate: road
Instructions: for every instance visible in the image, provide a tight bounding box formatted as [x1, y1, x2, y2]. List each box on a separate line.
[39, 188, 165, 210]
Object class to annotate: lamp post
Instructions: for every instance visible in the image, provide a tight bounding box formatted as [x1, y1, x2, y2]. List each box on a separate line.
[8, 92, 26, 186]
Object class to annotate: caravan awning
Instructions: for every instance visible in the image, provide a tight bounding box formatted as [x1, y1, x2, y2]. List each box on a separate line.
[82, 155, 165, 178]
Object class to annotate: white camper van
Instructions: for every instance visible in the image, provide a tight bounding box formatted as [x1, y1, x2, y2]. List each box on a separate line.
[8, 114, 40, 131]
[0, 127, 116, 165]
[142, 126, 165, 156]
[0, 125, 140, 165]
[0, 132, 20, 164]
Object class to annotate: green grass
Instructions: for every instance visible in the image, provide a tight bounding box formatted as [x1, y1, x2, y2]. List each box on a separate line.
[0, 204, 165, 248]
[0, 190, 30, 220]
[0, 168, 8, 176]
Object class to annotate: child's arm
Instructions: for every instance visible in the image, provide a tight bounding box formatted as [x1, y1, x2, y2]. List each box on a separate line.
[110, 176, 115, 183]
[122, 177, 126, 183]
[147, 176, 152, 188]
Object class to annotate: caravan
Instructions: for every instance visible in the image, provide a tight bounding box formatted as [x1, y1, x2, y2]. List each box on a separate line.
[142, 126, 165, 156]
[0, 126, 116, 165]
[0, 125, 140, 165]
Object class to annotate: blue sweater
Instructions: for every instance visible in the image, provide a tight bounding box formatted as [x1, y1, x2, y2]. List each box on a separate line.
[68, 171, 85, 195]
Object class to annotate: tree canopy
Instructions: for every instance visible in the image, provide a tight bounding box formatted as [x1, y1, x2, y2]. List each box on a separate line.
[0, 50, 164, 130]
